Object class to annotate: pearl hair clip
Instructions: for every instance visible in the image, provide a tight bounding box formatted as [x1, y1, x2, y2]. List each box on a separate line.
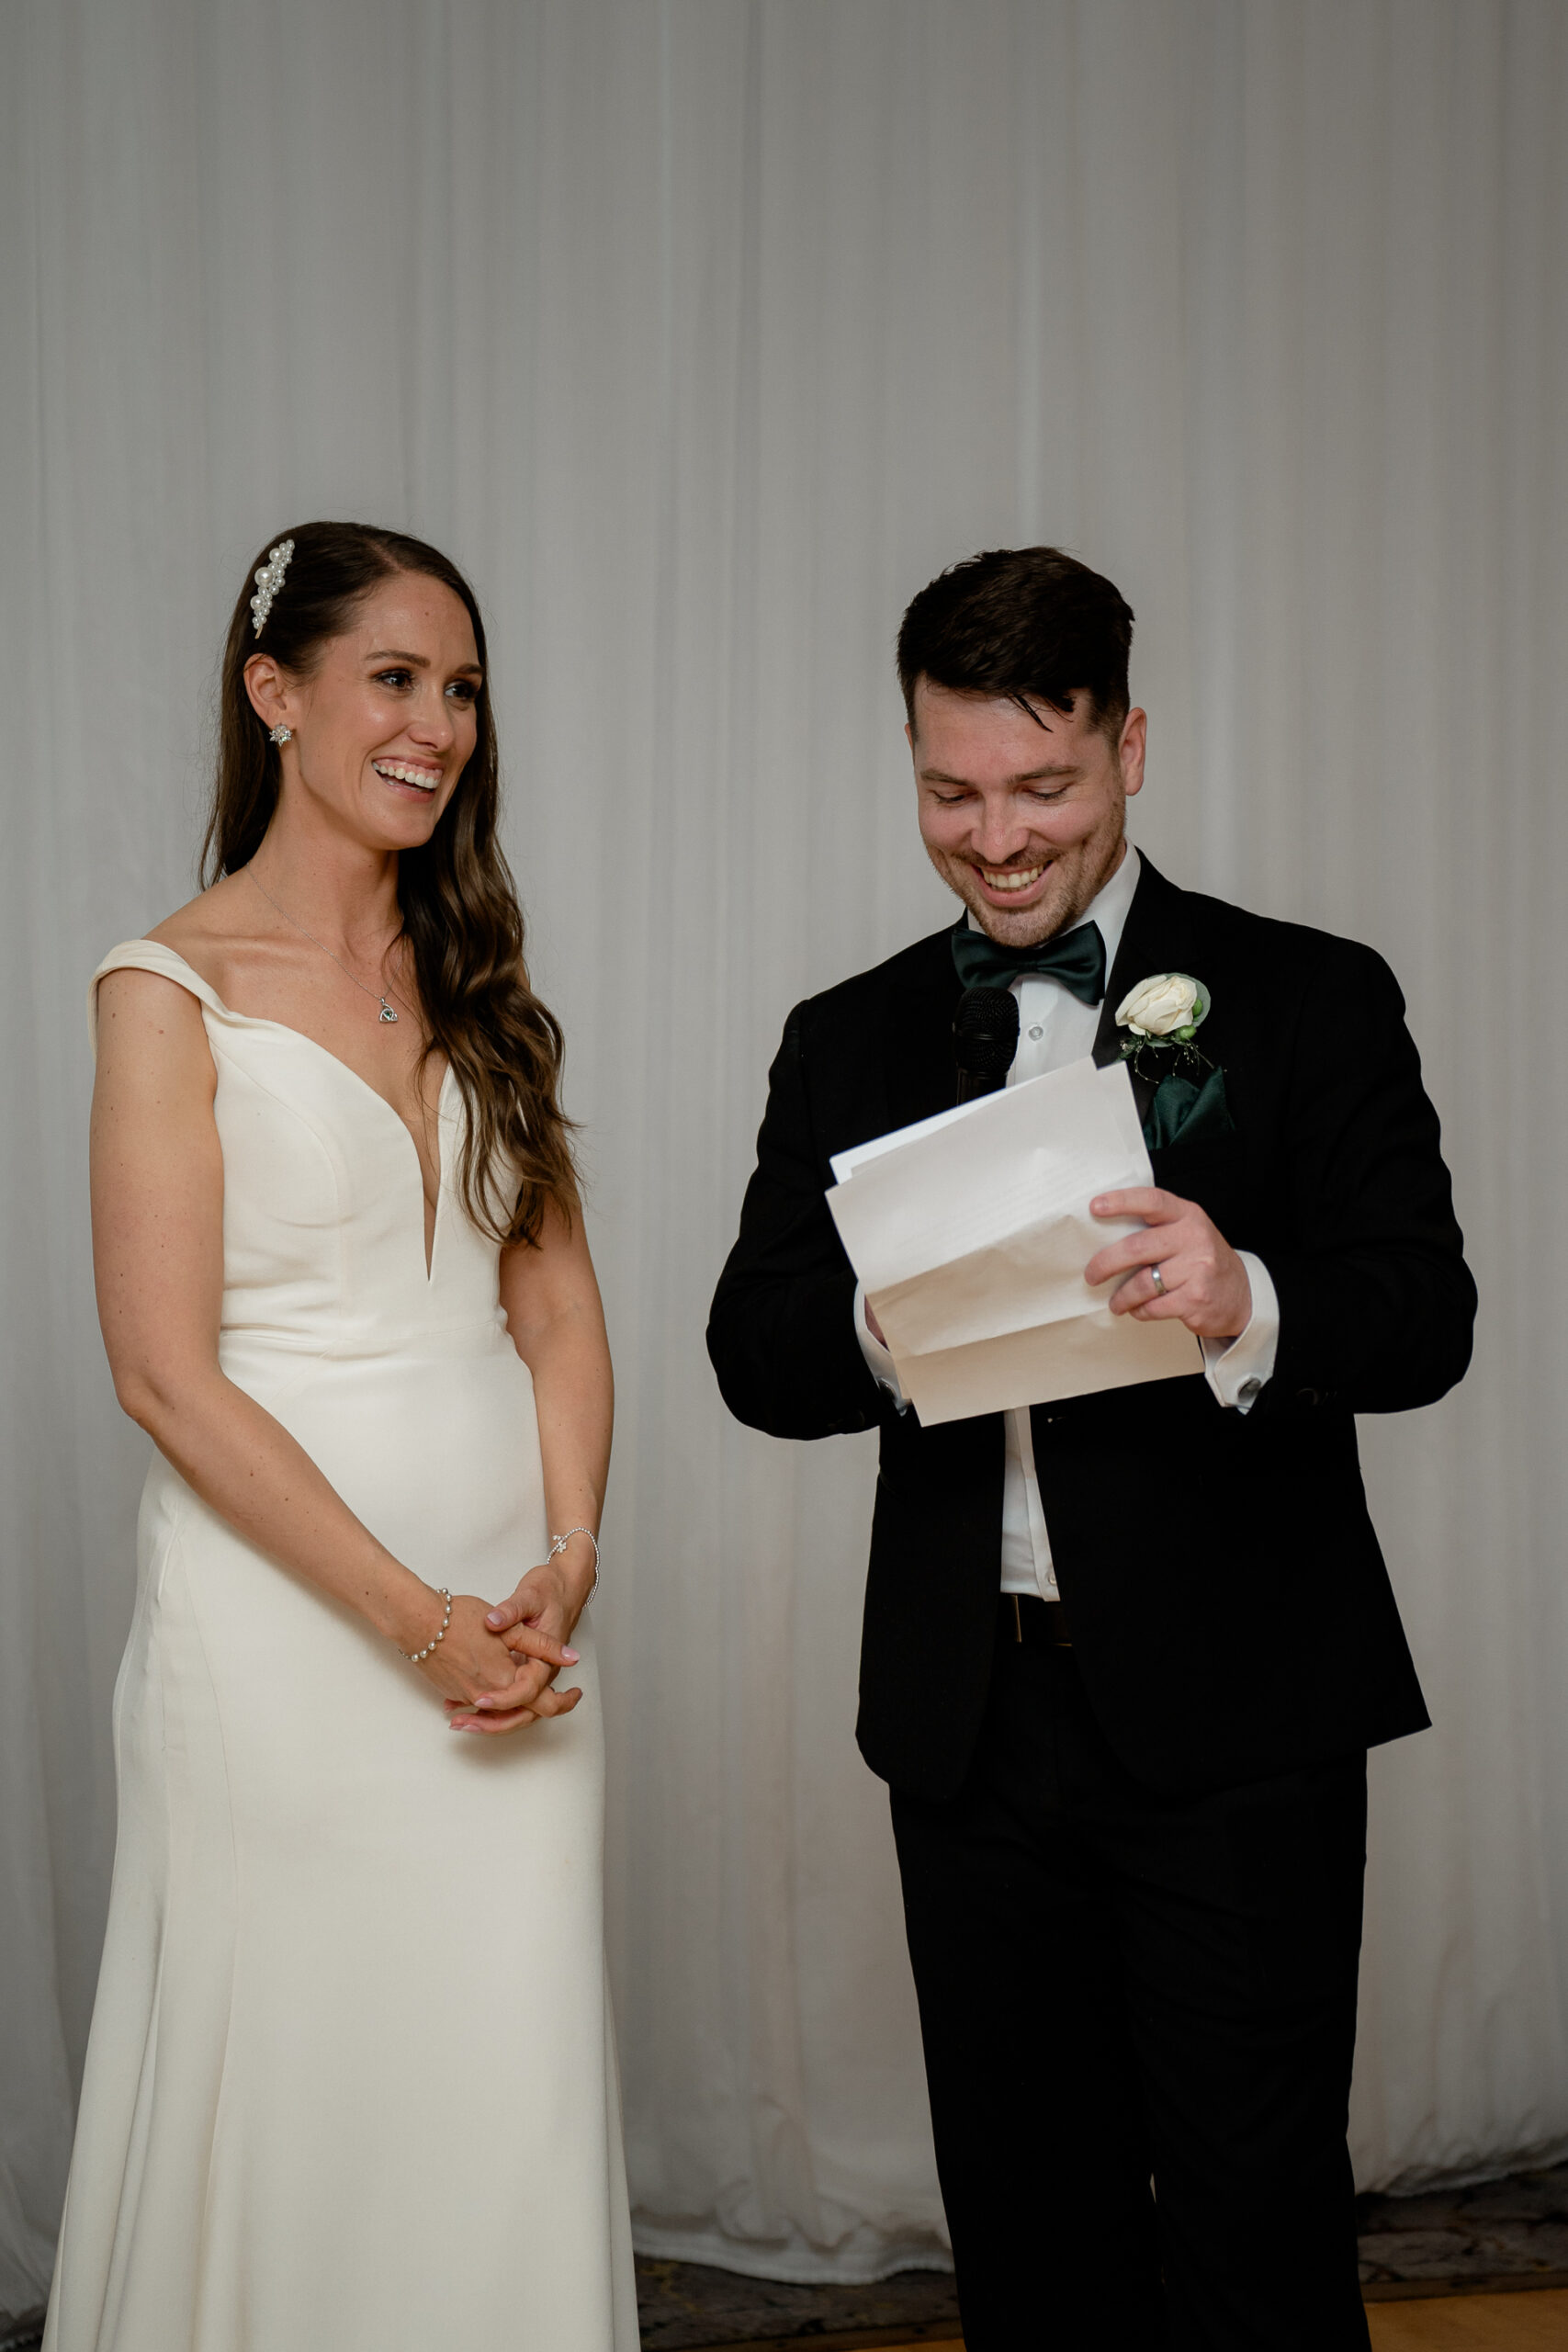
[250, 538, 295, 638]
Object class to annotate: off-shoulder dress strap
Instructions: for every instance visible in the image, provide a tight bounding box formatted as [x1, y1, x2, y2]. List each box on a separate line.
[88, 940, 231, 1057]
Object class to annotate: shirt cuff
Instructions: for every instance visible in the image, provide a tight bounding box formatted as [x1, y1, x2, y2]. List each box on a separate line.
[854, 1281, 908, 1409]
[1201, 1251, 1279, 1413]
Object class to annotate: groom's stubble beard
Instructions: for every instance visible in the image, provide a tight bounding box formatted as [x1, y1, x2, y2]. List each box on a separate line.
[931, 770, 1131, 950]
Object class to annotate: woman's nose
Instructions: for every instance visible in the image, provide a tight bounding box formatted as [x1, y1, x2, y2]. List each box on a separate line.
[409, 692, 456, 749]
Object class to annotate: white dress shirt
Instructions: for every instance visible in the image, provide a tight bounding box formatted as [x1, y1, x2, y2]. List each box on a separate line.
[854, 847, 1280, 1600]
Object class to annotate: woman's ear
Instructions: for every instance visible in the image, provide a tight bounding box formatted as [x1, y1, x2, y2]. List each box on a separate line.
[243, 651, 292, 733]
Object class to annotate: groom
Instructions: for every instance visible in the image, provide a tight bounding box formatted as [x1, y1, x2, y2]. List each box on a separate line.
[706, 548, 1475, 2350]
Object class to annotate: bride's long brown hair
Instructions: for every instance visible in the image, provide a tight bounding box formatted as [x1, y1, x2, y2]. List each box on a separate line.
[204, 520, 575, 1247]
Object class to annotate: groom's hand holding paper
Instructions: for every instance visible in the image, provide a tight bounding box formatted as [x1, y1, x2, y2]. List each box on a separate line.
[826, 1055, 1202, 1426]
[1086, 1184, 1256, 1337]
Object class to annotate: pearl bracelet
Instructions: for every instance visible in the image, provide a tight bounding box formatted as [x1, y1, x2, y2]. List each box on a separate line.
[400, 1585, 452, 1662]
[548, 1527, 600, 1600]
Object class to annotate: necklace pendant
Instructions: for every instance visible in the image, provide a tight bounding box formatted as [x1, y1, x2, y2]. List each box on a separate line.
[378, 1001, 399, 1024]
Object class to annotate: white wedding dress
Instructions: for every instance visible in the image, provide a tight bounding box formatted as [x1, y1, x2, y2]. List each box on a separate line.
[46, 942, 637, 2352]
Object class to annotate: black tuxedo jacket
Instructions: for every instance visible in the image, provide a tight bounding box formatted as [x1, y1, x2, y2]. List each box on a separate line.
[706, 858, 1476, 1802]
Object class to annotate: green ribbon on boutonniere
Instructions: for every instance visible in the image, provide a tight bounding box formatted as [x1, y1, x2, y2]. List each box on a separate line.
[1115, 973, 1235, 1154]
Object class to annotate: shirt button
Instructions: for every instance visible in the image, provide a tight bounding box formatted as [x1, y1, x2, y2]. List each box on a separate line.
[1028, 1024, 1044, 1041]
[1239, 1378, 1261, 1401]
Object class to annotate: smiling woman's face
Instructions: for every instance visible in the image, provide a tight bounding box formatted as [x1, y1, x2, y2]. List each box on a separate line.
[246, 572, 482, 853]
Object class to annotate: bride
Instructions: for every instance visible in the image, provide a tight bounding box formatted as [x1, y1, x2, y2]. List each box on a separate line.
[47, 523, 637, 2349]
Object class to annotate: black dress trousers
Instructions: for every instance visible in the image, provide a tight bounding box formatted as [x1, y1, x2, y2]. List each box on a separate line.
[889, 1619, 1372, 2352]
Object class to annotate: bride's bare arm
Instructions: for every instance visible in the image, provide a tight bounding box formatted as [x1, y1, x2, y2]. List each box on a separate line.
[91, 968, 553, 1710]
[457, 1201, 613, 1733]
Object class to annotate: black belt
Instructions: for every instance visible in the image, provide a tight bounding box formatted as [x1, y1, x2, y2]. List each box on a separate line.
[1002, 1592, 1074, 1648]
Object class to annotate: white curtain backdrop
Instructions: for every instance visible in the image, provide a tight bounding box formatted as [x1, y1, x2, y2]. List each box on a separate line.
[3, 0, 1565, 2316]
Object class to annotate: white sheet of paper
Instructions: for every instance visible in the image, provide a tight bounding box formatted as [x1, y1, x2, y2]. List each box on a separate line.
[827, 1057, 1201, 1423]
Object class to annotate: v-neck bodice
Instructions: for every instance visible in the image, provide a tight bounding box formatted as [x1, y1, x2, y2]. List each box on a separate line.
[90, 941, 513, 1383]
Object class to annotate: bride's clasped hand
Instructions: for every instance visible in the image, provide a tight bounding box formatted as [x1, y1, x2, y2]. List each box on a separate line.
[434, 1535, 600, 1732]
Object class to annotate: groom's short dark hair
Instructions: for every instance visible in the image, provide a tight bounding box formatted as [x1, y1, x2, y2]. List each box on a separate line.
[897, 547, 1134, 738]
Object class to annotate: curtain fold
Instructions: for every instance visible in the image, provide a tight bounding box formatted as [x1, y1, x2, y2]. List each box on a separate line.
[2, 0, 1564, 2306]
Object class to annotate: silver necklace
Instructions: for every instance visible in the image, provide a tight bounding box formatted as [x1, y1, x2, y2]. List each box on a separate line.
[246, 866, 410, 1026]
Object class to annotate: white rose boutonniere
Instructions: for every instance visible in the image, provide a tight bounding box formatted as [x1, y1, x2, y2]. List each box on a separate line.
[1115, 972, 1209, 1045]
[1115, 972, 1214, 1091]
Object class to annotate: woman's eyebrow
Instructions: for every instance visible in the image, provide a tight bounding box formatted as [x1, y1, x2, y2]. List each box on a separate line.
[365, 648, 484, 677]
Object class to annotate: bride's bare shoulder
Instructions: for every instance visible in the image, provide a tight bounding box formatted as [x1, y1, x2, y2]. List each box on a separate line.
[96, 877, 259, 1078]
[144, 873, 262, 997]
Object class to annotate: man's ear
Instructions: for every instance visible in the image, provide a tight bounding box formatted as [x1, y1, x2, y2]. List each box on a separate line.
[1119, 707, 1147, 798]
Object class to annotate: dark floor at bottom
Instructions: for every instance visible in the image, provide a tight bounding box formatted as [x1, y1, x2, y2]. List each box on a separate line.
[4, 2162, 1562, 2352]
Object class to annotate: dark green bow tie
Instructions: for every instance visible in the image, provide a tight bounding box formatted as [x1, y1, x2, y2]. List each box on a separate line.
[951, 916, 1107, 1004]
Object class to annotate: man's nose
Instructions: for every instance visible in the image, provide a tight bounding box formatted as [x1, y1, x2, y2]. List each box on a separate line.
[971, 811, 1033, 866]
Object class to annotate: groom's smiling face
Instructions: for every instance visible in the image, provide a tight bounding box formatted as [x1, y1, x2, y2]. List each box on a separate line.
[910, 679, 1145, 947]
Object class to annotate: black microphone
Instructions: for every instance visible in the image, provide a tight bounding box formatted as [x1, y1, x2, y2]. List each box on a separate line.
[953, 986, 1020, 1103]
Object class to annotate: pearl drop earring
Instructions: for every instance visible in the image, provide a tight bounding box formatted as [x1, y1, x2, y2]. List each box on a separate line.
[269, 723, 292, 745]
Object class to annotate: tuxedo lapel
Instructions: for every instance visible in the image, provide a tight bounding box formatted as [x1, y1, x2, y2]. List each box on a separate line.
[884, 928, 966, 1133]
[1093, 856, 1195, 1134]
